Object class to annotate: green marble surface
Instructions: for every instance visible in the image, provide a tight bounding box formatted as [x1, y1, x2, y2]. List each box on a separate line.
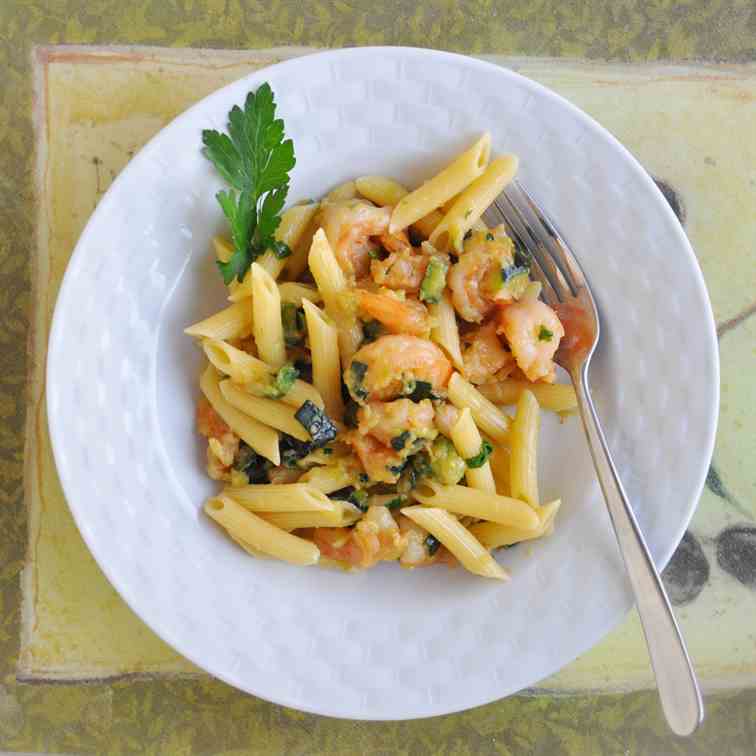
[2, 1, 756, 754]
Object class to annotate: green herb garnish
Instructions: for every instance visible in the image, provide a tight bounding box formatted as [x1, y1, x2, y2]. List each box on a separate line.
[264, 363, 299, 399]
[294, 400, 337, 447]
[408, 380, 434, 402]
[538, 325, 554, 342]
[281, 302, 306, 346]
[485, 232, 495, 241]
[466, 440, 493, 469]
[202, 83, 296, 284]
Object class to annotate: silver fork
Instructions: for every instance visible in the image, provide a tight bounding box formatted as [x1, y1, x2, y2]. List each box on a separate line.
[484, 182, 704, 736]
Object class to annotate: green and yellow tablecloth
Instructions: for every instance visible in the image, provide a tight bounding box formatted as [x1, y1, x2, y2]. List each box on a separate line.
[1, 3, 755, 754]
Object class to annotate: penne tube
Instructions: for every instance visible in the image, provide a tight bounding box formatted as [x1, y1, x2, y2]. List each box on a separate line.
[200, 364, 280, 464]
[401, 506, 508, 580]
[251, 262, 287, 369]
[325, 180, 358, 201]
[430, 155, 518, 252]
[488, 443, 511, 496]
[411, 209, 444, 240]
[224, 483, 334, 512]
[389, 133, 491, 233]
[219, 379, 310, 442]
[260, 501, 360, 531]
[202, 338, 269, 385]
[469, 499, 561, 549]
[205, 494, 319, 566]
[308, 228, 362, 361]
[297, 464, 354, 494]
[412, 479, 539, 530]
[278, 282, 322, 306]
[355, 175, 408, 206]
[429, 291, 465, 371]
[302, 299, 344, 421]
[228, 203, 321, 300]
[185, 300, 253, 340]
[509, 389, 540, 507]
[451, 408, 496, 493]
[448, 373, 511, 445]
[478, 379, 578, 413]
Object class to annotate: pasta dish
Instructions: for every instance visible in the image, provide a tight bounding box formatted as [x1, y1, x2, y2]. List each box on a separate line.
[185, 84, 576, 579]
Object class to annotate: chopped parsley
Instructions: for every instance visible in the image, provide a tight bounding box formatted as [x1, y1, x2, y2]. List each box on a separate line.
[386, 497, 403, 510]
[408, 379, 434, 402]
[465, 440, 493, 469]
[233, 441, 271, 483]
[330, 487, 369, 512]
[263, 363, 299, 399]
[538, 325, 554, 342]
[202, 83, 296, 284]
[485, 232, 495, 241]
[281, 302, 306, 346]
[294, 400, 338, 447]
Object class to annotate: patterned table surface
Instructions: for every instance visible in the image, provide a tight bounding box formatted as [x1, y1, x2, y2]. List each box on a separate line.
[2, 3, 756, 755]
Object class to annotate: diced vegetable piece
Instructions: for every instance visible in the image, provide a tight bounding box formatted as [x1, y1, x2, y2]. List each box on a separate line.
[419, 257, 449, 304]
[430, 436, 466, 485]
[263, 363, 299, 399]
[391, 431, 411, 451]
[349, 361, 369, 401]
[281, 303, 306, 346]
[425, 534, 441, 555]
[233, 441, 272, 483]
[294, 400, 338, 447]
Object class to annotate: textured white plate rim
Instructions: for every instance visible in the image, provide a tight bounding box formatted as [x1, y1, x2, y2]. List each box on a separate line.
[47, 47, 719, 720]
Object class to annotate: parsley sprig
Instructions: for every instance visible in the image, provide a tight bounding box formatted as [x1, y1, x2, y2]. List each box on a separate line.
[202, 83, 296, 284]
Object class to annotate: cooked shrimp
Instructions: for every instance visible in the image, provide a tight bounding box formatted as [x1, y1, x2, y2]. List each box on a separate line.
[319, 200, 390, 279]
[370, 245, 430, 293]
[357, 398, 436, 447]
[357, 290, 430, 337]
[497, 299, 564, 382]
[196, 397, 230, 439]
[448, 227, 515, 323]
[377, 229, 412, 255]
[349, 432, 404, 483]
[433, 402, 460, 437]
[345, 334, 452, 402]
[462, 320, 516, 384]
[313, 505, 405, 568]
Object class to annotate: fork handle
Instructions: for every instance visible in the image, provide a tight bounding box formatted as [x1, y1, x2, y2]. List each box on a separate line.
[572, 368, 704, 736]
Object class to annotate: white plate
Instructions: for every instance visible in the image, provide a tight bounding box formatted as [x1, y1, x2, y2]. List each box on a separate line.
[47, 48, 718, 719]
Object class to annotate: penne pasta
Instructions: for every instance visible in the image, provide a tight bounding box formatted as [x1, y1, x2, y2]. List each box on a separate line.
[200, 364, 280, 464]
[412, 479, 539, 530]
[202, 338, 269, 385]
[430, 155, 518, 252]
[355, 175, 408, 206]
[429, 291, 465, 370]
[228, 203, 321, 300]
[185, 300, 253, 340]
[205, 494, 319, 566]
[219, 379, 310, 442]
[260, 501, 362, 531]
[224, 483, 334, 512]
[478, 379, 578, 414]
[325, 180, 358, 201]
[451, 408, 496, 493]
[308, 228, 362, 361]
[389, 133, 491, 233]
[278, 281, 322, 306]
[488, 443, 511, 496]
[251, 262, 287, 369]
[510, 389, 540, 507]
[297, 464, 354, 493]
[401, 506, 508, 580]
[411, 208, 445, 240]
[469, 499, 561, 549]
[448, 373, 511, 445]
[302, 299, 344, 421]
